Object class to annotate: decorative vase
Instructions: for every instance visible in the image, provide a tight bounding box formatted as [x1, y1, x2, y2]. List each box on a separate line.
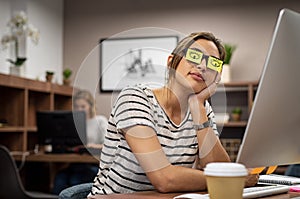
[46, 74, 54, 83]
[221, 64, 231, 83]
[9, 66, 24, 77]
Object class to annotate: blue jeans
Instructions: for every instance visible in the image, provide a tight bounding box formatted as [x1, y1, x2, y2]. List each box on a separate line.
[285, 164, 300, 177]
[59, 183, 93, 199]
[52, 163, 98, 195]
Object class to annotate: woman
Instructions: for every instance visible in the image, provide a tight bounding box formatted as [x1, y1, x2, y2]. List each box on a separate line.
[53, 90, 107, 195]
[89, 32, 257, 196]
[73, 90, 107, 147]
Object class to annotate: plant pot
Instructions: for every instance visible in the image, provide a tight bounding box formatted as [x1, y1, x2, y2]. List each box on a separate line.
[63, 79, 71, 86]
[221, 64, 231, 83]
[231, 113, 241, 121]
[9, 66, 24, 77]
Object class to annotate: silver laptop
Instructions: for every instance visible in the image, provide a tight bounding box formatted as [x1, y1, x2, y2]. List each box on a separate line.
[236, 8, 300, 168]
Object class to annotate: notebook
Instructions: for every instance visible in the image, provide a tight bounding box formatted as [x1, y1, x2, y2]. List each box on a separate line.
[259, 174, 300, 186]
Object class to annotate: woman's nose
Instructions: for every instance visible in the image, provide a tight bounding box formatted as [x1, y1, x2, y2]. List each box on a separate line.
[195, 59, 207, 71]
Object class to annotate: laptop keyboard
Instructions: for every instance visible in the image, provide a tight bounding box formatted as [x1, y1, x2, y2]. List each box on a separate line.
[173, 185, 290, 199]
[243, 184, 290, 198]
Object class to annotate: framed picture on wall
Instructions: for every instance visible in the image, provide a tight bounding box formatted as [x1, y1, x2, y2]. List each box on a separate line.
[99, 35, 178, 92]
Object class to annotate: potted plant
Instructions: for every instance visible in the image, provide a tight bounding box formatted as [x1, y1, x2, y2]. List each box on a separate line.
[224, 43, 237, 65]
[221, 43, 237, 83]
[231, 107, 242, 121]
[63, 68, 72, 86]
[1, 11, 39, 76]
[45, 71, 54, 83]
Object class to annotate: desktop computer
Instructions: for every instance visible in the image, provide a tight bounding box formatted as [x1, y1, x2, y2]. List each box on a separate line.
[36, 110, 87, 154]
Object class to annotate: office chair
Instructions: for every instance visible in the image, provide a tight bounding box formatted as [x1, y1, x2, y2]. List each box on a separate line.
[0, 145, 58, 199]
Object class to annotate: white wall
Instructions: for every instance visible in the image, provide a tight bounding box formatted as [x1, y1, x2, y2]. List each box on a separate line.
[0, 0, 11, 73]
[63, 0, 300, 118]
[0, 0, 63, 83]
[1, 0, 299, 118]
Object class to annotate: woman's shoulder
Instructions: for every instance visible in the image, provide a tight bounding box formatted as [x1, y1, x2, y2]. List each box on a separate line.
[121, 84, 151, 93]
[118, 84, 155, 99]
[95, 115, 108, 122]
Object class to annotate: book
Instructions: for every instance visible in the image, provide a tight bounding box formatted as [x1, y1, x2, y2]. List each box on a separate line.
[259, 174, 300, 185]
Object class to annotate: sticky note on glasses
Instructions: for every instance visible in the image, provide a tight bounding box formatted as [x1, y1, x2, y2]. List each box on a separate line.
[185, 48, 223, 73]
[185, 48, 203, 64]
[207, 56, 223, 73]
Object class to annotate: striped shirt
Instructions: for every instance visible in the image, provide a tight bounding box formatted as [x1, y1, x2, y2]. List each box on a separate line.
[89, 84, 219, 196]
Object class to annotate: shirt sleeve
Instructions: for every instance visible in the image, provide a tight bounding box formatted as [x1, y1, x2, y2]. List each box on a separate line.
[113, 86, 155, 131]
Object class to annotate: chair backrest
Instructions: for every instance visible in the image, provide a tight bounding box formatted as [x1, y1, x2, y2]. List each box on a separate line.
[0, 145, 30, 199]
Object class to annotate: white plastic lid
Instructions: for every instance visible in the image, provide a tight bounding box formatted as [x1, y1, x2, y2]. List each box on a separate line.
[204, 162, 248, 177]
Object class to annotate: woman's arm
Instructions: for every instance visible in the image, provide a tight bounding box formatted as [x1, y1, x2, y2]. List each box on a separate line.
[124, 125, 208, 193]
[192, 102, 230, 168]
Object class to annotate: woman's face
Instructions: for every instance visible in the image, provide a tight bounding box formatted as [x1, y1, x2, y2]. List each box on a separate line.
[174, 39, 220, 93]
[74, 98, 91, 119]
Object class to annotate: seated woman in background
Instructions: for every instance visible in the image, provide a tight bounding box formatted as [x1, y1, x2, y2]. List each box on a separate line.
[52, 90, 107, 195]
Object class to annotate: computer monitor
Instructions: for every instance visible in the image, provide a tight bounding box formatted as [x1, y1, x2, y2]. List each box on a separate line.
[36, 110, 87, 153]
[236, 8, 300, 168]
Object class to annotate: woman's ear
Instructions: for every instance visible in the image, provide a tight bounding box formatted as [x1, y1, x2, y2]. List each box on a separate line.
[167, 55, 174, 67]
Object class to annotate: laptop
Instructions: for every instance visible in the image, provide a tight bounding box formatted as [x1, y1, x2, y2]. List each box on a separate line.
[236, 8, 300, 168]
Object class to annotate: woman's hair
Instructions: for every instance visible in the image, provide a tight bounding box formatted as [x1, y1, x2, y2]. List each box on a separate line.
[167, 32, 225, 83]
[73, 90, 96, 118]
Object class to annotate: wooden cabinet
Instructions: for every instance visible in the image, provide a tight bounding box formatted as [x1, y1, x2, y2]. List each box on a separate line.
[213, 81, 259, 161]
[0, 73, 74, 152]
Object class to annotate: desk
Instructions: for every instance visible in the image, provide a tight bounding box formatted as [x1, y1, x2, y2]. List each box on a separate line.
[91, 191, 300, 199]
[13, 152, 99, 163]
[13, 153, 99, 191]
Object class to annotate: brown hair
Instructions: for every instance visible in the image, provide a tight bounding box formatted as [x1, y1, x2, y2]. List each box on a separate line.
[167, 32, 225, 83]
[73, 90, 96, 118]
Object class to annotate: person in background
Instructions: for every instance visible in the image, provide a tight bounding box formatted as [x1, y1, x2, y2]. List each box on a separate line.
[88, 32, 258, 197]
[285, 164, 300, 177]
[52, 90, 108, 195]
[73, 90, 107, 148]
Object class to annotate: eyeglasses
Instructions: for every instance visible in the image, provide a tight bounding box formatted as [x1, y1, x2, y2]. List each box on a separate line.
[184, 48, 223, 73]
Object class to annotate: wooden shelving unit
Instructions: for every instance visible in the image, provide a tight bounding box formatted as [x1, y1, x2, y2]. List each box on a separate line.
[0, 73, 74, 152]
[215, 81, 259, 161]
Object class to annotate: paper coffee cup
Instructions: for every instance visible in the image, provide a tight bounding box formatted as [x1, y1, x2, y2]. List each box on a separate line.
[204, 162, 248, 199]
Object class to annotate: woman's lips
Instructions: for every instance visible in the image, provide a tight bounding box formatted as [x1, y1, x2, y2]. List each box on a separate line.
[189, 72, 204, 81]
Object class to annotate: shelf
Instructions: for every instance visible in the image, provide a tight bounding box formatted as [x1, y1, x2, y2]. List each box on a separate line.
[217, 81, 259, 92]
[12, 153, 99, 163]
[219, 121, 248, 127]
[0, 73, 74, 151]
[0, 126, 25, 132]
[26, 126, 37, 132]
[214, 81, 259, 161]
[223, 81, 259, 87]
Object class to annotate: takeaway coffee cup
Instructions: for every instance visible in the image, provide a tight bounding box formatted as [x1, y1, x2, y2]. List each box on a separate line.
[204, 162, 248, 199]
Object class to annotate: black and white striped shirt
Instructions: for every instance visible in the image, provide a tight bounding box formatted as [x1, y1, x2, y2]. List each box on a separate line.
[89, 84, 218, 196]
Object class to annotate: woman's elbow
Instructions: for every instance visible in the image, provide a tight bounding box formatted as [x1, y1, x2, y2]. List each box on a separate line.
[150, 172, 174, 193]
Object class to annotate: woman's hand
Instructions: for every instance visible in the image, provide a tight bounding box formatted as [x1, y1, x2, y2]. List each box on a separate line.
[188, 73, 221, 123]
[197, 72, 221, 102]
[245, 172, 259, 187]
